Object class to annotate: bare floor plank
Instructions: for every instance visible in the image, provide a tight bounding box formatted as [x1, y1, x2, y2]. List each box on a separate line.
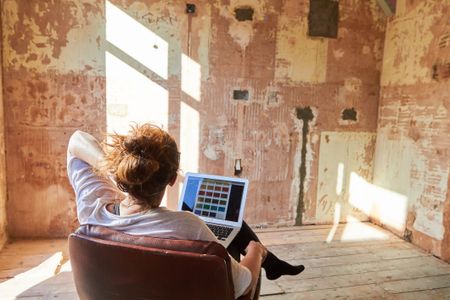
[395, 287, 450, 300]
[274, 264, 450, 294]
[256, 222, 401, 246]
[261, 284, 390, 300]
[16, 272, 77, 298]
[382, 274, 450, 294]
[257, 223, 450, 298]
[278, 256, 447, 281]
[0, 223, 449, 299]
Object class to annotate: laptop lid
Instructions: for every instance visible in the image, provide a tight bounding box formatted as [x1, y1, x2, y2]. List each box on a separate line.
[178, 172, 249, 227]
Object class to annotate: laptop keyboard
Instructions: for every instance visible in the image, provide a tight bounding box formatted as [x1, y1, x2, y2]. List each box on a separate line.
[207, 224, 233, 241]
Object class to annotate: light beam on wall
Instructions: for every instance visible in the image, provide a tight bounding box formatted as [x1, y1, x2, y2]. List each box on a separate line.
[106, 52, 168, 134]
[105, 1, 203, 207]
[181, 53, 201, 101]
[177, 54, 202, 202]
[335, 162, 345, 196]
[349, 172, 408, 232]
[106, 0, 168, 79]
[180, 102, 199, 174]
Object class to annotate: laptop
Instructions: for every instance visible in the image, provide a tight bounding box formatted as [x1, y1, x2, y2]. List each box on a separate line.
[178, 172, 249, 247]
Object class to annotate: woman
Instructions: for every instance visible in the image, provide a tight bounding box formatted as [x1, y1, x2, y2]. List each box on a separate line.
[67, 123, 304, 298]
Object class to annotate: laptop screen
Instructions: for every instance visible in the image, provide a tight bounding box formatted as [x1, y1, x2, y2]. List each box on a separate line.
[180, 174, 246, 223]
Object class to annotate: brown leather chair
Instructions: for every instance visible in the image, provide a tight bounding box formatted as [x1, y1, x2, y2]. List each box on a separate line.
[69, 225, 260, 300]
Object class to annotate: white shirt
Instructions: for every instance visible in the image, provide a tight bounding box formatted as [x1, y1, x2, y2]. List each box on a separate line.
[67, 154, 251, 298]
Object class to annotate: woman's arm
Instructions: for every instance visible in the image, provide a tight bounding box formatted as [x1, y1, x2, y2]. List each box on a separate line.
[239, 241, 267, 296]
[68, 130, 104, 168]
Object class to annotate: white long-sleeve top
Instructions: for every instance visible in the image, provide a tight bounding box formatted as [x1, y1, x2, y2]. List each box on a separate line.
[67, 154, 251, 298]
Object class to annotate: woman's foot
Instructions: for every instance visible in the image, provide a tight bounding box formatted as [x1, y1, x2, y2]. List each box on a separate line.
[263, 252, 305, 280]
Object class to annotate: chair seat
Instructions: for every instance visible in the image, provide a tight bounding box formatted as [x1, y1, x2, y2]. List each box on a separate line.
[69, 225, 259, 300]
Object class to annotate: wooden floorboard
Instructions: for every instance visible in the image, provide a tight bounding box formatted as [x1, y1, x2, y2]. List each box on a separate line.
[0, 222, 449, 299]
[257, 222, 450, 299]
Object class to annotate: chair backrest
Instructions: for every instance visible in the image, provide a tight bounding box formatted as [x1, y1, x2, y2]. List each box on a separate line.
[69, 225, 242, 300]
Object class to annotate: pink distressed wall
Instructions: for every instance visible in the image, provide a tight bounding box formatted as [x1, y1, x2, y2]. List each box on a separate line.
[373, 0, 450, 261]
[2, 0, 106, 237]
[1, 0, 386, 237]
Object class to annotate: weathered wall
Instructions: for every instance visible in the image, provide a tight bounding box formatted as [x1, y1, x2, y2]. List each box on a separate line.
[373, 0, 450, 261]
[198, 0, 385, 227]
[2, 0, 106, 237]
[0, 0, 8, 250]
[2, 0, 385, 237]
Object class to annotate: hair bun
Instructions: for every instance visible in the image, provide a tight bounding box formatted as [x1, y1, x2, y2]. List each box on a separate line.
[124, 137, 147, 157]
[116, 153, 160, 185]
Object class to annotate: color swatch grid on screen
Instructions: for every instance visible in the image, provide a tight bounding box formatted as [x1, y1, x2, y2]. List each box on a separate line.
[194, 179, 231, 220]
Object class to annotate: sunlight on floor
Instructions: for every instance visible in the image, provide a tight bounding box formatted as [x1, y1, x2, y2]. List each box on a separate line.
[0, 252, 63, 300]
[325, 203, 341, 243]
[339, 216, 389, 242]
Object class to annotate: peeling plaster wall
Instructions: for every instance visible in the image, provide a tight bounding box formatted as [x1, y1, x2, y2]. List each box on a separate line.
[205, 0, 385, 226]
[2, 0, 385, 237]
[0, 1, 8, 250]
[373, 0, 450, 261]
[2, 0, 106, 237]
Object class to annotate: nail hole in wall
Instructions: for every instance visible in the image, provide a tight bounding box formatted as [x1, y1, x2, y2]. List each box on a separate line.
[186, 3, 196, 14]
[267, 91, 278, 105]
[234, 7, 254, 21]
[342, 107, 357, 121]
[233, 90, 249, 101]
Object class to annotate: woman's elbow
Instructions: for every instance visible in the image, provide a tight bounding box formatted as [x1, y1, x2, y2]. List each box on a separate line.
[68, 130, 84, 156]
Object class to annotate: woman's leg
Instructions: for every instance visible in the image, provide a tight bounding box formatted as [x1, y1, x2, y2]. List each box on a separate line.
[227, 221, 305, 280]
[227, 221, 260, 261]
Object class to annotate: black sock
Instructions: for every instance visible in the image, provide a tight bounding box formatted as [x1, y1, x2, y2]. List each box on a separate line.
[262, 252, 305, 280]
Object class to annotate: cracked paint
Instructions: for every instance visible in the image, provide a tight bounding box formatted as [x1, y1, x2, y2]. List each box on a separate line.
[375, 0, 450, 261]
[275, 3, 328, 84]
[381, 1, 445, 85]
[2, 0, 386, 236]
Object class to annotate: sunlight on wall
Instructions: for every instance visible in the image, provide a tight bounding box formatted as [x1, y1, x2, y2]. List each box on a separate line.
[349, 172, 408, 232]
[106, 0, 168, 79]
[178, 54, 202, 203]
[181, 54, 202, 101]
[180, 102, 199, 174]
[336, 163, 345, 196]
[105, 1, 203, 207]
[0, 252, 62, 299]
[106, 51, 168, 134]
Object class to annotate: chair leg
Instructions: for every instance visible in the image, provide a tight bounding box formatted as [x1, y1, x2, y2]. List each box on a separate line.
[251, 273, 261, 300]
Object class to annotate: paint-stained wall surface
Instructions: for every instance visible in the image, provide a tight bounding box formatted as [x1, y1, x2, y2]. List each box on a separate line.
[2, 0, 385, 237]
[0, 2, 7, 250]
[2, 0, 106, 237]
[373, 0, 450, 261]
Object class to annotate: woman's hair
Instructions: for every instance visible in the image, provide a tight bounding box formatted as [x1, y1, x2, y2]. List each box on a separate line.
[100, 123, 180, 208]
